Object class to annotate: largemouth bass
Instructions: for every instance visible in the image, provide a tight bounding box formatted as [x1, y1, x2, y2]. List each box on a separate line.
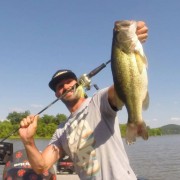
[111, 20, 149, 144]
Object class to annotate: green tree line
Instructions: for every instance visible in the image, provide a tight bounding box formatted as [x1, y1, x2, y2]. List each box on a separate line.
[0, 111, 162, 139]
[120, 124, 162, 138]
[0, 111, 67, 138]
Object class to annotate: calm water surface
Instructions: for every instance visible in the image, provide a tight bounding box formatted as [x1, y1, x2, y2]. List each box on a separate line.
[0, 135, 180, 180]
[124, 135, 180, 180]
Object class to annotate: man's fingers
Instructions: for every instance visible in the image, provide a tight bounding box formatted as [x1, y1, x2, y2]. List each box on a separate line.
[136, 21, 146, 30]
[137, 33, 148, 43]
[20, 117, 30, 128]
[33, 115, 39, 126]
[20, 115, 39, 128]
[137, 26, 148, 35]
[136, 21, 148, 43]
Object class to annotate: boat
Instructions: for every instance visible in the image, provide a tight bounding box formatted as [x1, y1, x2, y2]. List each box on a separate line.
[0, 142, 79, 180]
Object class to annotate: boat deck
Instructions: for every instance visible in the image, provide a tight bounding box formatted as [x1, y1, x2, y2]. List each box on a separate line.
[56, 174, 79, 180]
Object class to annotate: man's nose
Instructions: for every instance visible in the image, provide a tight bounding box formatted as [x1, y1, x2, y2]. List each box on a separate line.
[63, 83, 69, 90]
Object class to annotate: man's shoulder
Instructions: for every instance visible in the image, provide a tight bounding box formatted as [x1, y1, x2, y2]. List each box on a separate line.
[92, 87, 109, 96]
[90, 87, 110, 100]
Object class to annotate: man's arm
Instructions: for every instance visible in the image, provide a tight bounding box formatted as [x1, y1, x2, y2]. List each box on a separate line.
[19, 115, 63, 174]
[24, 140, 62, 174]
[108, 85, 124, 110]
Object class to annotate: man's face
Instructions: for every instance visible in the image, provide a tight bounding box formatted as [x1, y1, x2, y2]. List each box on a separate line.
[55, 78, 78, 102]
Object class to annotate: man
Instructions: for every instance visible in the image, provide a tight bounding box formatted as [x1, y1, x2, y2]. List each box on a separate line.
[19, 21, 148, 180]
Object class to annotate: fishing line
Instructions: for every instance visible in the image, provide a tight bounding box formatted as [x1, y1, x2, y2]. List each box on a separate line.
[0, 59, 111, 143]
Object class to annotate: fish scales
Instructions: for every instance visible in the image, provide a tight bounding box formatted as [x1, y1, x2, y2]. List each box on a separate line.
[111, 20, 149, 144]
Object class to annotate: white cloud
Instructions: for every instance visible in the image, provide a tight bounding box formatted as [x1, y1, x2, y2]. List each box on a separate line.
[152, 118, 158, 121]
[170, 117, 180, 121]
[30, 104, 43, 108]
[9, 108, 24, 113]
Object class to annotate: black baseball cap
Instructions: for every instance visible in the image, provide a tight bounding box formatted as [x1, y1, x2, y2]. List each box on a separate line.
[49, 69, 77, 91]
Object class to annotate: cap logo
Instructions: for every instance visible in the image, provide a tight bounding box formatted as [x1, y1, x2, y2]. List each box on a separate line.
[54, 71, 68, 78]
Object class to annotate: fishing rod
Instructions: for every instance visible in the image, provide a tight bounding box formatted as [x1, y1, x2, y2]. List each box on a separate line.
[0, 59, 111, 143]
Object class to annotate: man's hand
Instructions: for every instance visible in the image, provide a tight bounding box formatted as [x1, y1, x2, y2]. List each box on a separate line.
[136, 21, 148, 43]
[19, 115, 39, 145]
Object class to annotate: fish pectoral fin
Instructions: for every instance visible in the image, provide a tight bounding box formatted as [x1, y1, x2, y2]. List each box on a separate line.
[135, 51, 148, 74]
[142, 91, 150, 110]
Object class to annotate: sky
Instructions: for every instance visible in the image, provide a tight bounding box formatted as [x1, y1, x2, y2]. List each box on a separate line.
[0, 0, 180, 128]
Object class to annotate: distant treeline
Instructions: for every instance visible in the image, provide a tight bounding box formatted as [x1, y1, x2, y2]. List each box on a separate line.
[119, 124, 162, 137]
[0, 111, 67, 138]
[1, 111, 179, 139]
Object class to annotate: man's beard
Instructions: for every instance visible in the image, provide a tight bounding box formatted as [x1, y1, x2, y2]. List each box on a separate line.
[61, 88, 80, 107]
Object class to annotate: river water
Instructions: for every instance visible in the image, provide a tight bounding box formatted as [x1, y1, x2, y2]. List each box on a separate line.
[124, 135, 180, 180]
[0, 135, 180, 180]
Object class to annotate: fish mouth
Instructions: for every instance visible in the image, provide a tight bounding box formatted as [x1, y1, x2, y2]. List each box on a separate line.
[114, 20, 133, 31]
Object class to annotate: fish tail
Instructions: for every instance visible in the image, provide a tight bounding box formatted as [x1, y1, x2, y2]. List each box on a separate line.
[125, 123, 137, 145]
[125, 121, 148, 145]
[75, 85, 86, 98]
[137, 121, 149, 140]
